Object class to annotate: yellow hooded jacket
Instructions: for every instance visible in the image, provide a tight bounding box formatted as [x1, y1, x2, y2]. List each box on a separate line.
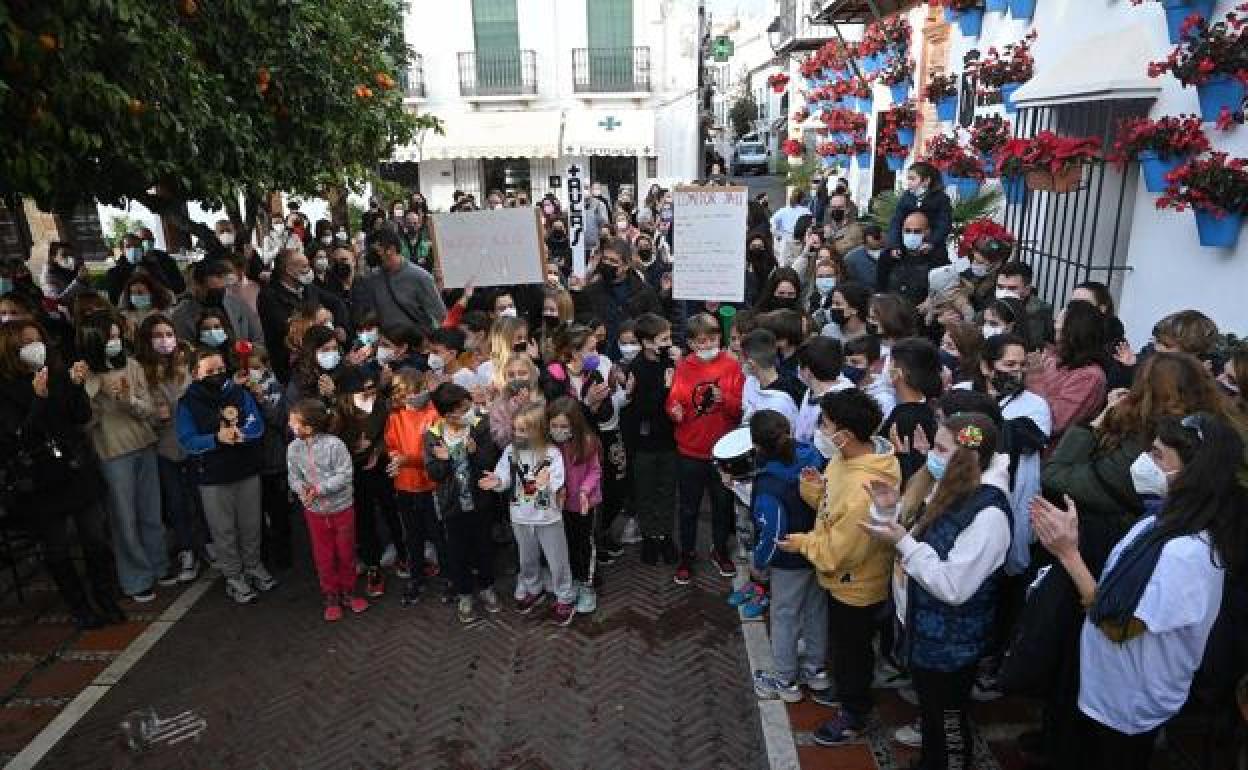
[786, 437, 901, 607]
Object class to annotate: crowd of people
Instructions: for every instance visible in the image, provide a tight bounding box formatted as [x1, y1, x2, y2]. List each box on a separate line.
[0, 165, 1245, 770]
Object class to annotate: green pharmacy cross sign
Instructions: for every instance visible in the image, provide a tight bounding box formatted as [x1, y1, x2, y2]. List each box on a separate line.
[712, 36, 734, 63]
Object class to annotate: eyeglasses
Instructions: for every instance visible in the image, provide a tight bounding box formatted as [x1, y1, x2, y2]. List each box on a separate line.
[1180, 414, 1205, 443]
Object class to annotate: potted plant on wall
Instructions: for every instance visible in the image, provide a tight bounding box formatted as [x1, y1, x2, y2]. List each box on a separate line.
[1110, 115, 1211, 193]
[880, 56, 917, 105]
[878, 131, 911, 173]
[923, 132, 965, 182]
[967, 33, 1037, 114]
[849, 79, 874, 112]
[995, 137, 1031, 204]
[1130, 0, 1218, 46]
[970, 115, 1013, 174]
[883, 101, 921, 148]
[934, 1, 987, 38]
[926, 72, 961, 122]
[945, 147, 990, 199]
[1156, 152, 1248, 248]
[853, 137, 875, 169]
[782, 138, 805, 162]
[1019, 131, 1103, 193]
[1148, 8, 1248, 123]
[1009, 0, 1036, 20]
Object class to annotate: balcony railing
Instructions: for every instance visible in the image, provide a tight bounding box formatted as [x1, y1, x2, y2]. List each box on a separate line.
[457, 50, 537, 97]
[771, 0, 840, 53]
[572, 47, 651, 93]
[400, 53, 425, 99]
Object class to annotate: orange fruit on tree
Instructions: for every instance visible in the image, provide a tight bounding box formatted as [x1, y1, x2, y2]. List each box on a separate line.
[257, 66, 271, 84]
[374, 72, 394, 90]
[37, 33, 58, 52]
[179, 0, 199, 17]
[127, 98, 146, 115]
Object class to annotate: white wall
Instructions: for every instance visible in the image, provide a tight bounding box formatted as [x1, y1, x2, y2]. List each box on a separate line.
[947, 0, 1247, 344]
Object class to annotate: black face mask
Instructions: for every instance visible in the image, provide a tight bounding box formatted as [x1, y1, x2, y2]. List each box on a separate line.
[542, 314, 560, 328]
[772, 297, 798, 311]
[827, 209, 846, 224]
[992, 370, 1025, 397]
[201, 372, 229, 392]
[512, 341, 528, 353]
[599, 264, 619, 283]
[331, 261, 352, 280]
[749, 245, 766, 254]
[637, 248, 654, 260]
[826, 308, 847, 327]
[550, 230, 567, 241]
[202, 287, 226, 308]
[866, 321, 881, 337]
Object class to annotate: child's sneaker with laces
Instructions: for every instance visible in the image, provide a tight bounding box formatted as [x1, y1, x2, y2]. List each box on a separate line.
[813, 711, 866, 746]
[551, 601, 575, 627]
[225, 576, 257, 604]
[800, 668, 833, 692]
[710, 549, 737, 578]
[478, 587, 501, 613]
[343, 594, 369, 614]
[728, 581, 765, 606]
[323, 594, 343, 622]
[753, 670, 802, 703]
[574, 583, 597, 614]
[245, 565, 277, 592]
[673, 553, 694, 585]
[515, 592, 546, 614]
[364, 567, 385, 598]
[457, 595, 477, 624]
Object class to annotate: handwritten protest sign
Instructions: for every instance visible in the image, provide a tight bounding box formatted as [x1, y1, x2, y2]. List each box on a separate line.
[671, 185, 748, 302]
[565, 163, 587, 278]
[431, 208, 545, 289]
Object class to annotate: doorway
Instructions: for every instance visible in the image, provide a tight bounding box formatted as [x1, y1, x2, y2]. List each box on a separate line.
[482, 157, 532, 197]
[589, 155, 637, 209]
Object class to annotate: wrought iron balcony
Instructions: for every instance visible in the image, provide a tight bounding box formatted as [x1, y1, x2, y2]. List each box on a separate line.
[400, 53, 425, 100]
[769, 0, 840, 54]
[457, 49, 537, 98]
[572, 47, 651, 94]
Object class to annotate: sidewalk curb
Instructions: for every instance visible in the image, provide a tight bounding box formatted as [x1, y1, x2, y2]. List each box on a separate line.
[733, 571, 801, 770]
[4, 576, 216, 770]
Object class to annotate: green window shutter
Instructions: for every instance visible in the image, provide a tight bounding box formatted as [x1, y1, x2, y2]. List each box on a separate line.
[586, 0, 633, 89]
[472, 0, 520, 90]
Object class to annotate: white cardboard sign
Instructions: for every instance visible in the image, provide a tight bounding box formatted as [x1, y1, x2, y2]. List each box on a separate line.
[671, 185, 748, 302]
[431, 208, 546, 289]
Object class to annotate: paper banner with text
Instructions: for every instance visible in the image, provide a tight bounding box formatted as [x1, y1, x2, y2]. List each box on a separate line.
[671, 185, 748, 302]
[431, 208, 546, 289]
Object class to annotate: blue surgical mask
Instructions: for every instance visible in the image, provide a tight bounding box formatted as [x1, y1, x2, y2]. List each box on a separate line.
[358, 330, 378, 346]
[125, 246, 143, 262]
[902, 233, 925, 251]
[200, 328, 227, 347]
[0, 277, 11, 294]
[926, 452, 948, 480]
[815, 277, 837, 294]
[130, 293, 152, 310]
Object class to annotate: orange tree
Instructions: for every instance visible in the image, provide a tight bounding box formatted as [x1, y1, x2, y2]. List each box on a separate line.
[0, 0, 440, 246]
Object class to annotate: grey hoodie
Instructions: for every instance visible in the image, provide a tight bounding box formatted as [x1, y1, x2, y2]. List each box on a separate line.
[286, 433, 354, 514]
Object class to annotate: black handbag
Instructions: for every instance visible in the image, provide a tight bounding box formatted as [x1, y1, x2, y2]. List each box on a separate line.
[998, 562, 1083, 697]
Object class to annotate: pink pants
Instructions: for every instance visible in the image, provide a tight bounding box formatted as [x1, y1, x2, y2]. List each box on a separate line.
[304, 506, 357, 596]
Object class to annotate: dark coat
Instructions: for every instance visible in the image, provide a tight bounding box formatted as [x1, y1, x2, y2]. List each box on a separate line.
[257, 281, 350, 384]
[572, 272, 661, 357]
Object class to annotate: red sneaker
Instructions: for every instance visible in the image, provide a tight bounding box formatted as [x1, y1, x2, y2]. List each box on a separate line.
[421, 561, 440, 578]
[343, 594, 369, 614]
[515, 592, 546, 614]
[323, 595, 343, 622]
[710, 549, 737, 578]
[551, 601, 575, 627]
[673, 554, 694, 586]
[365, 568, 385, 598]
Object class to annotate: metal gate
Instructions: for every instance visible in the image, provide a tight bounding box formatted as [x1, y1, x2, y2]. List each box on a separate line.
[1003, 99, 1151, 311]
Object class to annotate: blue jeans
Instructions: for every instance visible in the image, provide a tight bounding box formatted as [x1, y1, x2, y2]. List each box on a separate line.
[677, 454, 733, 555]
[101, 447, 168, 594]
[157, 456, 198, 553]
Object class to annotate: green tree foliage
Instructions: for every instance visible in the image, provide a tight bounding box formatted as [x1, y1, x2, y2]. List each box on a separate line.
[0, 0, 440, 243]
[728, 90, 758, 139]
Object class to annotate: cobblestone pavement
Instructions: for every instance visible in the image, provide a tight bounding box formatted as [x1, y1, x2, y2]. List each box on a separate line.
[34, 539, 768, 770]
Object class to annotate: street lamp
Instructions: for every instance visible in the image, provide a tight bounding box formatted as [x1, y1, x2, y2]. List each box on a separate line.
[766, 17, 782, 54]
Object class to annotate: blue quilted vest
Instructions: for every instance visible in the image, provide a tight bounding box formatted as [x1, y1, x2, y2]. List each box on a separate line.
[904, 484, 1012, 672]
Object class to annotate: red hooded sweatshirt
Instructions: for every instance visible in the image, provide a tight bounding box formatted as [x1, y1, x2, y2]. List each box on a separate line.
[666, 351, 744, 460]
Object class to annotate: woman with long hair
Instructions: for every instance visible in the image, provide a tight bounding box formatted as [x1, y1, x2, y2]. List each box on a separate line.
[287, 324, 343, 405]
[1026, 299, 1109, 443]
[77, 310, 170, 602]
[744, 230, 778, 308]
[861, 412, 1011, 770]
[119, 272, 173, 341]
[479, 315, 533, 393]
[1033, 412, 1248, 770]
[0, 320, 122, 628]
[133, 314, 200, 583]
[753, 267, 803, 315]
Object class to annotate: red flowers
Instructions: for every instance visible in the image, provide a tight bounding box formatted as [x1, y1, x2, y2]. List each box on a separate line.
[1156, 152, 1248, 217]
[881, 100, 920, 131]
[781, 138, 804, 158]
[878, 56, 916, 87]
[964, 32, 1037, 89]
[820, 108, 868, 134]
[925, 73, 959, 103]
[995, 132, 1102, 176]
[1109, 115, 1211, 167]
[767, 73, 790, 93]
[958, 219, 1016, 258]
[969, 115, 1012, 157]
[1148, 7, 1248, 86]
[922, 132, 964, 167]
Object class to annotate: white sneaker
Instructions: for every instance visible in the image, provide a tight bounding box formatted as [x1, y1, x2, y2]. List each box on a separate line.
[225, 576, 257, 604]
[753, 670, 803, 703]
[245, 565, 277, 592]
[379, 543, 397, 568]
[618, 516, 643, 544]
[423, 541, 438, 563]
[478, 587, 502, 613]
[575, 583, 598, 614]
[176, 550, 198, 583]
[893, 719, 922, 748]
[202, 543, 219, 570]
[799, 668, 833, 692]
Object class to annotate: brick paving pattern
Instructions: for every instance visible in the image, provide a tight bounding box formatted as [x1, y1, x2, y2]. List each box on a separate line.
[35, 546, 766, 770]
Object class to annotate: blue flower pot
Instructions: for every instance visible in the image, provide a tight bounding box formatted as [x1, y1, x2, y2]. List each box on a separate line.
[821, 156, 838, 169]
[942, 171, 956, 187]
[1137, 150, 1185, 194]
[944, 8, 958, 23]
[958, 8, 984, 37]
[951, 177, 983, 200]
[860, 54, 878, 76]
[1196, 75, 1247, 123]
[1000, 82, 1022, 113]
[986, 0, 1009, 12]
[856, 95, 874, 113]
[887, 155, 907, 173]
[856, 151, 874, 168]
[897, 127, 916, 147]
[1194, 210, 1243, 249]
[935, 94, 958, 122]
[1002, 175, 1027, 205]
[1009, 0, 1037, 19]
[1163, 0, 1215, 45]
[831, 131, 851, 144]
[890, 82, 911, 105]
[982, 152, 998, 176]
[836, 154, 852, 166]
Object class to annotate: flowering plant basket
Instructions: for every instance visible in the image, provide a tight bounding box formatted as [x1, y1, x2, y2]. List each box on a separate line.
[878, 56, 916, 87]
[882, 100, 920, 131]
[1109, 115, 1210, 166]
[1147, 7, 1248, 87]
[821, 108, 868, 135]
[781, 138, 805, 159]
[958, 219, 1015, 258]
[1156, 152, 1248, 217]
[996, 131, 1101, 192]
[925, 72, 960, 103]
[800, 58, 824, 79]
[922, 132, 965, 167]
[970, 115, 1012, 157]
[944, 147, 988, 181]
[767, 72, 791, 93]
[965, 32, 1036, 89]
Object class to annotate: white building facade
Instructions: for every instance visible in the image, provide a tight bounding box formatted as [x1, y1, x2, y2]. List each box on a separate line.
[393, 0, 702, 208]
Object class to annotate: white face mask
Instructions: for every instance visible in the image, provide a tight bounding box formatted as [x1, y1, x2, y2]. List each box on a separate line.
[19, 341, 46, 370]
[352, 393, 376, 413]
[218, 232, 236, 247]
[272, 222, 285, 234]
[248, 368, 265, 384]
[200, 328, 227, 347]
[865, 248, 882, 260]
[996, 288, 1022, 301]
[813, 428, 838, 460]
[618, 343, 641, 362]
[104, 339, 124, 358]
[376, 346, 396, 365]
[696, 347, 720, 362]
[426, 353, 446, 372]
[317, 350, 341, 370]
[1130, 452, 1172, 499]
[970, 263, 992, 278]
[902, 233, 925, 251]
[982, 323, 1004, 339]
[498, 306, 517, 318]
[319, 235, 332, 245]
[296, 269, 315, 285]
[314, 257, 330, 272]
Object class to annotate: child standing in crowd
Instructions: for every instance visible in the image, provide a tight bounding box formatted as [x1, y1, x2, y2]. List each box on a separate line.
[177, 349, 276, 604]
[667, 312, 744, 585]
[423, 382, 501, 623]
[748, 410, 828, 704]
[286, 398, 367, 621]
[339, 366, 398, 597]
[384, 368, 442, 604]
[620, 312, 680, 565]
[547, 396, 603, 615]
[479, 402, 573, 625]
